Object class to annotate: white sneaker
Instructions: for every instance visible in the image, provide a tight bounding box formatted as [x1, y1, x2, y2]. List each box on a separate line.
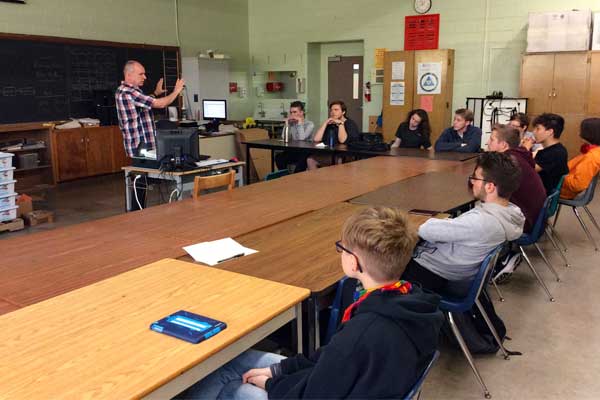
[493, 252, 522, 283]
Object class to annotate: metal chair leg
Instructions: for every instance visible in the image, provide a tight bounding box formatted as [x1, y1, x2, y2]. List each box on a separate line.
[475, 299, 510, 360]
[583, 205, 600, 235]
[548, 224, 568, 253]
[573, 207, 599, 251]
[520, 247, 555, 302]
[553, 204, 562, 228]
[545, 228, 571, 267]
[447, 312, 492, 399]
[533, 243, 560, 282]
[490, 279, 505, 302]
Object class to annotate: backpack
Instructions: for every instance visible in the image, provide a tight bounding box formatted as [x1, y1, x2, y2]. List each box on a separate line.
[348, 133, 391, 153]
[442, 289, 521, 355]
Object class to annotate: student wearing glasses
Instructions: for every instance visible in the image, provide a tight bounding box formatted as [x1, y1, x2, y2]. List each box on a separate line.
[182, 207, 444, 399]
[402, 152, 525, 297]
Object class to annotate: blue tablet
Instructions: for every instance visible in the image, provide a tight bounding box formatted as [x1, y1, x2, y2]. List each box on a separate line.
[150, 310, 227, 344]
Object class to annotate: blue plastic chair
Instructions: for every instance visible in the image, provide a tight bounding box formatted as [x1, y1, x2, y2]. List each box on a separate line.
[439, 245, 507, 399]
[513, 191, 562, 302]
[264, 169, 290, 181]
[545, 175, 570, 263]
[554, 174, 600, 251]
[402, 350, 440, 400]
[324, 276, 357, 345]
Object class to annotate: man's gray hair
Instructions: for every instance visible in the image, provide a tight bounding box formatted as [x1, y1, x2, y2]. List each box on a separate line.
[123, 60, 141, 74]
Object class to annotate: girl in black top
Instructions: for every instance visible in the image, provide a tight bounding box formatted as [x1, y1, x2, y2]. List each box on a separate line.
[391, 109, 432, 149]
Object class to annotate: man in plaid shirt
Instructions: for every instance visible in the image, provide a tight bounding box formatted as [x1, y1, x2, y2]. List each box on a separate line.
[115, 60, 185, 158]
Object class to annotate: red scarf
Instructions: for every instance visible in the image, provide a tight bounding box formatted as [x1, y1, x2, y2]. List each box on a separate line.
[341, 280, 412, 323]
[580, 144, 598, 154]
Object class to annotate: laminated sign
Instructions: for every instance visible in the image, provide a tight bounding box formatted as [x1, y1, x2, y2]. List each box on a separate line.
[417, 62, 442, 95]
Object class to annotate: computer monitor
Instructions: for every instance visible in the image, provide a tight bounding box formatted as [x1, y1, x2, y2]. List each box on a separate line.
[156, 128, 200, 169]
[202, 99, 227, 132]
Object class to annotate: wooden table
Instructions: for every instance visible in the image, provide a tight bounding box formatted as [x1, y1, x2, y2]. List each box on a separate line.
[242, 138, 479, 182]
[0, 258, 309, 399]
[179, 202, 432, 354]
[350, 169, 475, 214]
[0, 157, 461, 313]
[122, 161, 245, 211]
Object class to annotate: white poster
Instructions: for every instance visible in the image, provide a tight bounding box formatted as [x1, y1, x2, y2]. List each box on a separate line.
[417, 62, 442, 95]
[390, 81, 405, 106]
[391, 61, 405, 80]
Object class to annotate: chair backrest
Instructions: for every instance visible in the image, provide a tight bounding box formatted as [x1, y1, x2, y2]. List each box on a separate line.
[528, 191, 559, 241]
[192, 170, 235, 200]
[547, 174, 566, 218]
[264, 169, 290, 181]
[403, 350, 440, 400]
[460, 245, 504, 307]
[577, 173, 599, 205]
[324, 276, 358, 345]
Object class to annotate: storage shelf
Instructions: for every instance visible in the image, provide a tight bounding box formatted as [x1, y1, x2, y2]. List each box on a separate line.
[2, 145, 47, 153]
[14, 165, 51, 172]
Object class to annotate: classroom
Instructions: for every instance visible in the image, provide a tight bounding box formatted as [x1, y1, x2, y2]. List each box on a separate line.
[1, 0, 600, 399]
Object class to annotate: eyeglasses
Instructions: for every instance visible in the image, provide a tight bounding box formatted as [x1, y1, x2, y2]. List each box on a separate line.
[335, 240, 363, 273]
[467, 175, 494, 183]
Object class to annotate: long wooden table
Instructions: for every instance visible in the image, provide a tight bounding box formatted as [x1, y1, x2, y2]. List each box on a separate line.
[178, 202, 433, 354]
[0, 259, 309, 399]
[350, 168, 475, 213]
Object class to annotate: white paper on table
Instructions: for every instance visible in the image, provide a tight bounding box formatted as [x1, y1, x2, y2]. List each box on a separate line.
[391, 61, 405, 80]
[315, 142, 327, 148]
[183, 237, 258, 266]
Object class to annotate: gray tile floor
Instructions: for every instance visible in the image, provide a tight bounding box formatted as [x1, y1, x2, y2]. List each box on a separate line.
[2, 174, 599, 399]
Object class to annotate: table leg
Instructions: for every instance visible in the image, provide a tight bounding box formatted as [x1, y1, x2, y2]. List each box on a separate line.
[304, 295, 320, 357]
[236, 165, 244, 187]
[271, 149, 275, 173]
[295, 303, 303, 354]
[245, 144, 251, 184]
[124, 171, 132, 212]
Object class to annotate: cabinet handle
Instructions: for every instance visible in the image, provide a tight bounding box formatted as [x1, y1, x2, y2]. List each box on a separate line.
[81, 138, 84, 143]
[87, 138, 90, 143]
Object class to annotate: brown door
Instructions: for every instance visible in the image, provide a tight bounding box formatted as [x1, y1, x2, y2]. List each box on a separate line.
[328, 56, 363, 130]
[85, 127, 114, 176]
[520, 54, 555, 115]
[552, 52, 589, 114]
[55, 128, 88, 181]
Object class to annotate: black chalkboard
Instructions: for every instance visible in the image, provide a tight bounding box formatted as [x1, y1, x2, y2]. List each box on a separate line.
[0, 34, 179, 124]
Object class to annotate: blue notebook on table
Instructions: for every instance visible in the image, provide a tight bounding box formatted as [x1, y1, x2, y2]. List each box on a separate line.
[150, 310, 227, 344]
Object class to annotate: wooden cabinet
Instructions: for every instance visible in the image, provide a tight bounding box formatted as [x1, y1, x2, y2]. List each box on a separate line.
[520, 51, 593, 157]
[52, 126, 127, 182]
[383, 49, 454, 144]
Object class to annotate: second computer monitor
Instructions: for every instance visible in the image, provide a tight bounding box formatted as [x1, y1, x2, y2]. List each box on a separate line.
[202, 99, 227, 120]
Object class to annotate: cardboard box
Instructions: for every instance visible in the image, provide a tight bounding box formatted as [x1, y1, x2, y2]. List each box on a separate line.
[16, 194, 32, 218]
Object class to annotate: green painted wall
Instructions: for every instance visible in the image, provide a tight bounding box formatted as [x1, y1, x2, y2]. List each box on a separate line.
[248, 0, 600, 130]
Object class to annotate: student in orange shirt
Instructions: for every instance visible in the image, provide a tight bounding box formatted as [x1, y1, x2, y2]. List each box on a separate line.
[561, 118, 600, 199]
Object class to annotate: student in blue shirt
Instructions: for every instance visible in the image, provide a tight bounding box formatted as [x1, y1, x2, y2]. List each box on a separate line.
[434, 108, 482, 153]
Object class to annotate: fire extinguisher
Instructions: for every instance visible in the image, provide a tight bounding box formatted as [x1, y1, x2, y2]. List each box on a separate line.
[364, 81, 371, 102]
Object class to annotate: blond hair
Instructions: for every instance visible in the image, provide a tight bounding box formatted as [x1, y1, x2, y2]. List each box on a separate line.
[341, 207, 418, 281]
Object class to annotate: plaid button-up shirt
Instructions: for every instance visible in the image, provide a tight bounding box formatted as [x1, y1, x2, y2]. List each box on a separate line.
[115, 82, 156, 157]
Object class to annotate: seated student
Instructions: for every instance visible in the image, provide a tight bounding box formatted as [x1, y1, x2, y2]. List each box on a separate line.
[508, 112, 542, 152]
[561, 118, 600, 199]
[434, 108, 482, 153]
[307, 100, 360, 170]
[522, 113, 569, 195]
[181, 207, 444, 400]
[275, 101, 314, 172]
[402, 152, 525, 297]
[487, 124, 546, 233]
[391, 109, 432, 149]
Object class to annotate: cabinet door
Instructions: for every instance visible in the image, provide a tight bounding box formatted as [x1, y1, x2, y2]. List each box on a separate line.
[552, 52, 589, 114]
[85, 127, 114, 176]
[55, 129, 88, 181]
[587, 52, 600, 115]
[111, 126, 130, 172]
[383, 51, 415, 142]
[520, 54, 555, 115]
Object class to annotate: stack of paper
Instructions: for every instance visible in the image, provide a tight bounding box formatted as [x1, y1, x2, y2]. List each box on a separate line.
[183, 238, 257, 266]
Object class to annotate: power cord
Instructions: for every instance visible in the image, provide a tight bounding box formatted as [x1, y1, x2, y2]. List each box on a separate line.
[133, 174, 144, 210]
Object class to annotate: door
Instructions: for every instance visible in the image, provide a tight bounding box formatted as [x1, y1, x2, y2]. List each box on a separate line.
[85, 127, 114, 176]
[552, 52, 589, 114]
[383, 51, 415, 142]
[328, 56, 363, 130]
[55, 128, 87, 181]
[520, 54, 555, 115]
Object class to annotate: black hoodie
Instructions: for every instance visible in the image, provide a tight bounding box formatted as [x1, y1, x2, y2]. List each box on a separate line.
[265, 286, 444, 399]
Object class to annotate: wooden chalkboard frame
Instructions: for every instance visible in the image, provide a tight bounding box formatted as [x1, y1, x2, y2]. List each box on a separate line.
[0, 32, 181, 124]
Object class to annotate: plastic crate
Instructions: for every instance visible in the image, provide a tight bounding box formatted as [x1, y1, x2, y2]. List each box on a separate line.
[0, 205, 18, 222]
[0, 152, 14, 169]
[0, 180, 16, 195]
[0, 192, 17, 208]
[0, 167, 15, 182]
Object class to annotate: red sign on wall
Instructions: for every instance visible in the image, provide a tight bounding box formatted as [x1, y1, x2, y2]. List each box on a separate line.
[404, 14, 440, 50]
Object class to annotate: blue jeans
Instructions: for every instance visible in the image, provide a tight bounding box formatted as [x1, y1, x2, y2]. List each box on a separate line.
[179, 350, 286, 399]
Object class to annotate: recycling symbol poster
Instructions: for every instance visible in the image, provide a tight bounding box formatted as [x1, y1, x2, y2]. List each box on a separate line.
[417, 62, 442, 95]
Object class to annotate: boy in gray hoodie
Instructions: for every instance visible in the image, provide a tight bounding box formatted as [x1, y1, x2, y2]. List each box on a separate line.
[402, 152, 525, 297]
